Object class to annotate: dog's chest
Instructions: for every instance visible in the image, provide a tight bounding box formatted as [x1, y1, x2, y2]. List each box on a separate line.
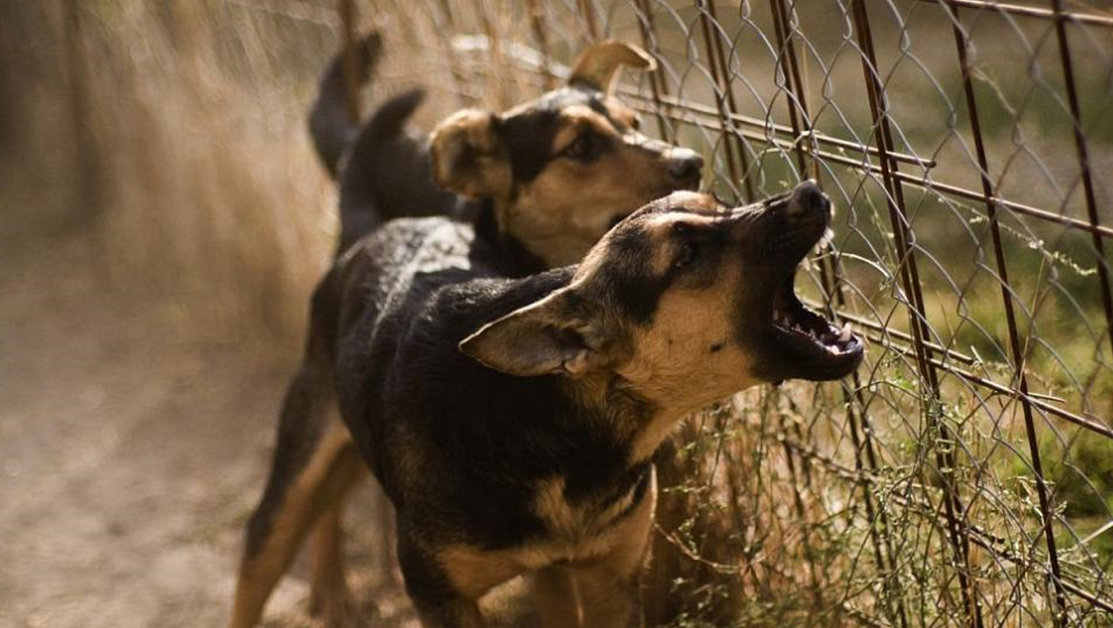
[437, 469, 657, 599]
[522, 471, 649, 563]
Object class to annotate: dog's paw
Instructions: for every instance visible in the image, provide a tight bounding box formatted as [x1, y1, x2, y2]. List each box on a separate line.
[308, 580, 361, 628]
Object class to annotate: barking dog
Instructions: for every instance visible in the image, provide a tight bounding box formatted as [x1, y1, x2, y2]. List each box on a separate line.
[229, 181, 863, 628]
[229, 38, 705, 628]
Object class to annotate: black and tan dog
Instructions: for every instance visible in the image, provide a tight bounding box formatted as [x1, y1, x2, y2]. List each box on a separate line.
[229, 179, 863, 628]
[307, 35, 703, 266]
[229, 39, 705, 627]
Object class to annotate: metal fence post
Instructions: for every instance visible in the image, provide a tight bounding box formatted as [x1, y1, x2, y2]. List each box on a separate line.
[944, 2, 1068, 623]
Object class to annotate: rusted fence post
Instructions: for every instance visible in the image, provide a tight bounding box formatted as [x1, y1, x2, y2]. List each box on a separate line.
[633, 0, 672, 142]
[944, 2, 1068, 623]
[851, 1, 985, 627]
[1047, 0, 1113, 363]
[696, 0, 753, 201]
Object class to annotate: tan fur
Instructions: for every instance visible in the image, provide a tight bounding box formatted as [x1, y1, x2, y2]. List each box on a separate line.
[438, 470, 657, 627]
[531, 566, 583, 627]
[430, 109, 512, 200]
[308, 505, 356, 626]
[621, 283, 758, 461]
[569, 40, 656, 92]
[228, 419, 361, 628]
[307, 458, 370, 626]
[505, 113, 687, 267]
[428, 42, 697, 270]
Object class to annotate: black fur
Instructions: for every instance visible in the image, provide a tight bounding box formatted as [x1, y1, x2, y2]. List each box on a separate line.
[308, 33, 383, 178]
[336, 90, 461, 252]
[324, 219, 646, 552]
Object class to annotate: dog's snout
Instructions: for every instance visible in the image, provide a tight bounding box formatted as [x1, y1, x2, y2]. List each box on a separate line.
[786, 180, 830, 220]
[666, 149, 703, 187]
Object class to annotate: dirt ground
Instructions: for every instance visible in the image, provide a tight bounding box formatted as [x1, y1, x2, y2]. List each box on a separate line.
[0, 209, 435, 627]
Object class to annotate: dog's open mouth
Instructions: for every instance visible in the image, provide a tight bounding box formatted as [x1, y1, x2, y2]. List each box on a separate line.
[770, 271, 864, 372]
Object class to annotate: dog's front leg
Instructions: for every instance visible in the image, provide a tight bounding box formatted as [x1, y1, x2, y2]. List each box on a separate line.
[575, 467, 658, 628]
[397, 529, 522, 628]
[573, 564, 645, 628]
[411, 597, 486, 628]
[532, 564, 583, 627]
[399, 554, 486, 628]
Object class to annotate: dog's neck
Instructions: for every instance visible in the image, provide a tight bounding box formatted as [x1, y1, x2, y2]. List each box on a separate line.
[561, 370, 690, 466]
[471, 198, 546, 278]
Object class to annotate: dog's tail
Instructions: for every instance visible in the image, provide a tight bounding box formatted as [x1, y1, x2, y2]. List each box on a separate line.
[308, 32, 383, 179]
[336, 88, 457, 253]
[361, 88, 425, 144]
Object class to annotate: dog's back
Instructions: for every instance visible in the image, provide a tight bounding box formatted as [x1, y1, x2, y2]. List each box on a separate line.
[325, 217, 604, 550]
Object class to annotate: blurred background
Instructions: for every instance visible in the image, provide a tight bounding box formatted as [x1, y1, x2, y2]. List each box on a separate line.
[1, 0, 1111, 627]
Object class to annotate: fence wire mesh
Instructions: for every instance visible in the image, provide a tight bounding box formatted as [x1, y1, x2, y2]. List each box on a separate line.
[32, 0, 1113, 625]
[356, 1, 1113, 625]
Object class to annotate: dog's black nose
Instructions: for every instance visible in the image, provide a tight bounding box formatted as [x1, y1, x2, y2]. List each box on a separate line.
[786, 180, 830, 220]
[666, 149, 703, 187]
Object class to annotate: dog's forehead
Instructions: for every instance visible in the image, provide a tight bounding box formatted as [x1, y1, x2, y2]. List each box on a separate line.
[635, 191, 724, 219]
[503, 87, 594, 118]
[503, 87, 630, 127]
[581, 192, 725, 272]
[559, 104, 613, 129]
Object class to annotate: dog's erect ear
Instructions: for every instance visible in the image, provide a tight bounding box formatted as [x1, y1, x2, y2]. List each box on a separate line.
[430, 109, 512, 199]
[568, 41, 656, 94]
[459, 290, 607, 378]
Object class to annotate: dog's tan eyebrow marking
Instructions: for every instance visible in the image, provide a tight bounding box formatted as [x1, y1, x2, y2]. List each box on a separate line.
[601, 99, 639, 129]
[554, 105, 622, 147]
[549, 109, 627, 157]
[643, 204, 724, 232]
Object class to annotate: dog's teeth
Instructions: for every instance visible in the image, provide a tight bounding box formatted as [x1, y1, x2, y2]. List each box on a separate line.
[838, 322, 852, 343]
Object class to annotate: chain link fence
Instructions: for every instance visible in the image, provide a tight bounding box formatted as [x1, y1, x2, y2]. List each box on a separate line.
[23, 0, 1112, 625]
[362, 1, 1113, 625]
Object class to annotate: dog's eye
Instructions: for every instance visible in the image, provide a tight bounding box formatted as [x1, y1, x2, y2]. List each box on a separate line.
[674, 241, 698, 270]
[564, 133, 600, 162]
[630, 116, 642, 131]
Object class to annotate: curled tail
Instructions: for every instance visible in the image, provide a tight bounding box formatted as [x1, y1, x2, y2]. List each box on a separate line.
[308, 32, 383, 179]
[337, 89, 458, 253]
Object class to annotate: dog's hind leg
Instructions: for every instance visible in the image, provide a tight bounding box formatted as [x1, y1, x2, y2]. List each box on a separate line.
[228, 362, 361, 628]
[308, 462, 368, 627]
